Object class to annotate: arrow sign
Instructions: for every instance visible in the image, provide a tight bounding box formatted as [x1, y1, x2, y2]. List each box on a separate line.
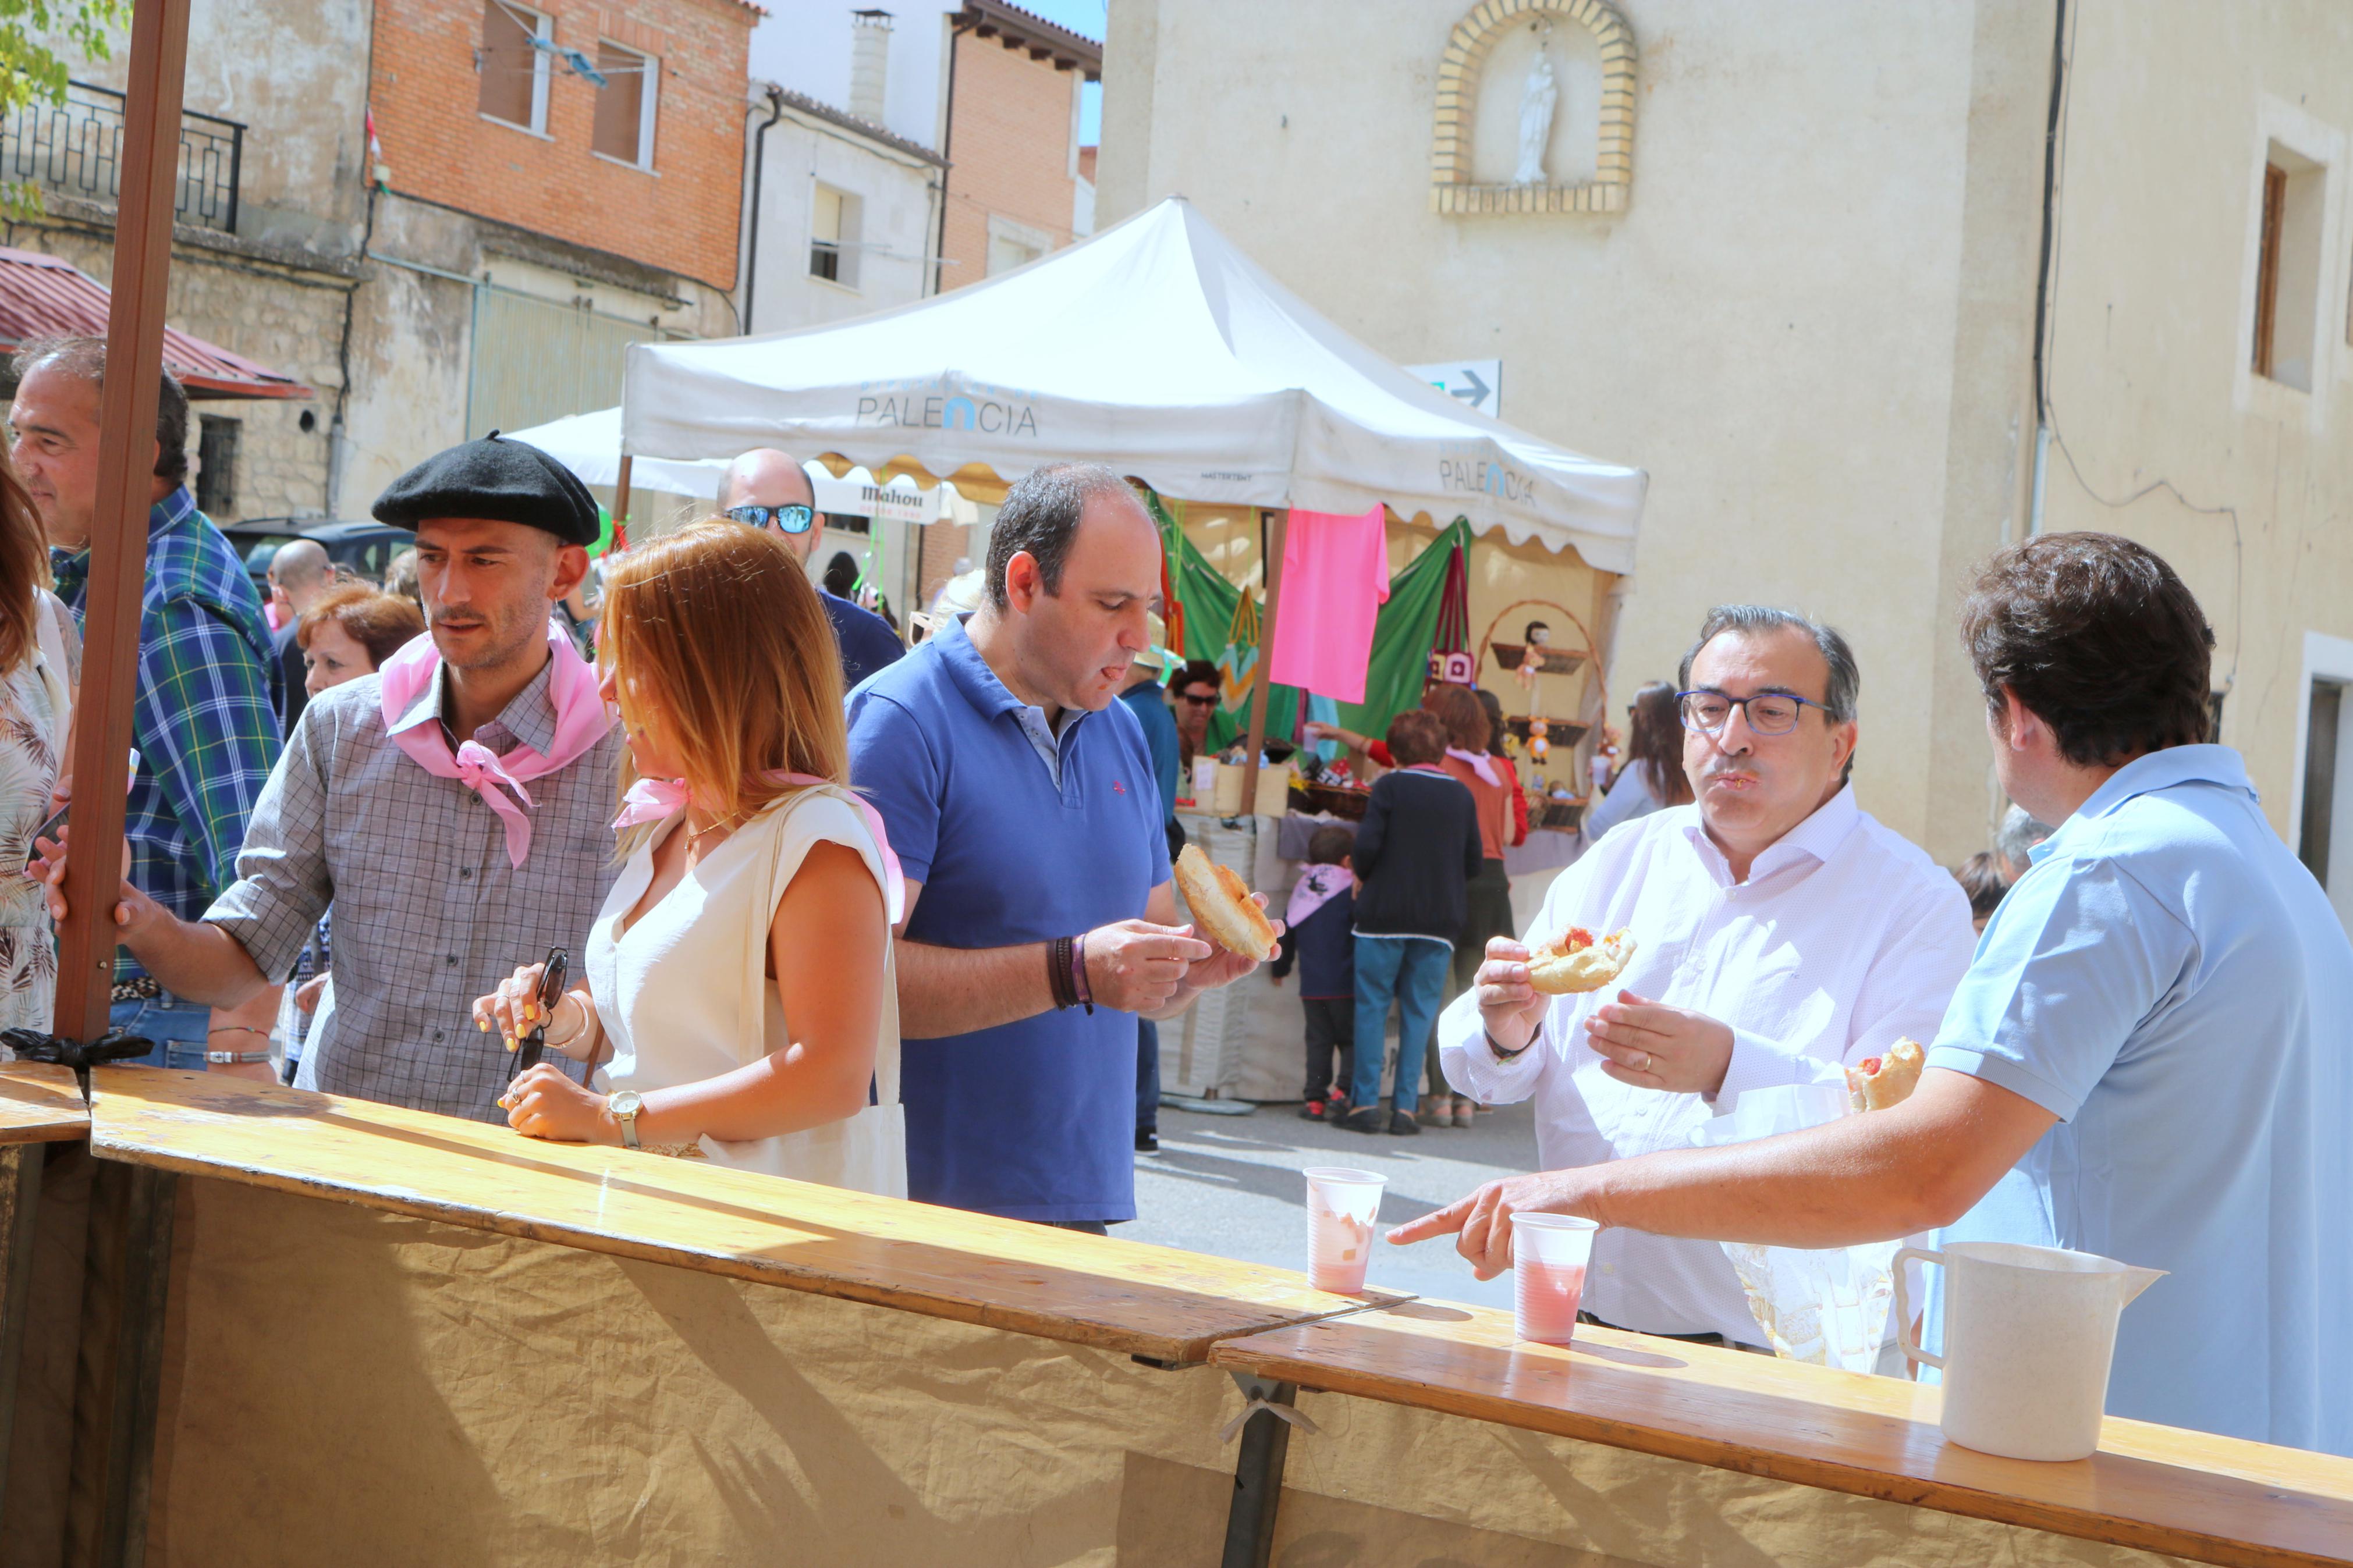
[1406, 358, 1502, 417]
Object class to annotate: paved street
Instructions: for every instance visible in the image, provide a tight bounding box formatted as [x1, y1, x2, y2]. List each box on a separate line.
[1127, 1100, 1538, 1309]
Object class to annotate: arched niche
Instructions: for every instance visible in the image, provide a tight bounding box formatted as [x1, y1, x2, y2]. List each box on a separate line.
[1431, 0, 1636, 215]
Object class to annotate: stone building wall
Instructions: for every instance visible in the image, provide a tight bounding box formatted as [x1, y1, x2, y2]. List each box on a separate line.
[370, 0, 758, 293]
[0, 216, 353, 524]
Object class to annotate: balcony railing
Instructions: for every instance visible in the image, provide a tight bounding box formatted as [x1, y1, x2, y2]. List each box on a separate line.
[0, 80, 244, 235]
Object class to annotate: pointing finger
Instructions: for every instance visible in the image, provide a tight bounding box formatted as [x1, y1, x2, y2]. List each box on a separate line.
[1386, 1193, 1476, 1245]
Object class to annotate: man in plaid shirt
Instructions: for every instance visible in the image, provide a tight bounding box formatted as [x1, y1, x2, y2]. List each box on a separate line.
[10, 339, 281, 1071]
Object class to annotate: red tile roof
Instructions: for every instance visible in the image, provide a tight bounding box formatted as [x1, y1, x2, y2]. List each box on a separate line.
[0, 246, 313, 400]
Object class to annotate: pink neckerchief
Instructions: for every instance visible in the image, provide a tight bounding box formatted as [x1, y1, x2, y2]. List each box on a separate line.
[379, 621, 612, 868]
[1446, 747, 1502, 788]
[612, 774, 906, 925]
[1285, 862, 1354, 929]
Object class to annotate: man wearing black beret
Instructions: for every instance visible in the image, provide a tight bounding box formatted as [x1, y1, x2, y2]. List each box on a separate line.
[44, 434, 628, 1121]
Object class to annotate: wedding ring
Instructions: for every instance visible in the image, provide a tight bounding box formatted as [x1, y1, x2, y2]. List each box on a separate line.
[1634, 1050, 1652, 1073]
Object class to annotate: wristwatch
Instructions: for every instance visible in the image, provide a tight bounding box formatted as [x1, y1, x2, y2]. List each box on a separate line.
[607, 1090, 643, 1150]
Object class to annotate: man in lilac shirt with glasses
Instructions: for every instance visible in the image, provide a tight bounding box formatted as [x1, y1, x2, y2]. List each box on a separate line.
[1428, 604, 1978, 1350]
[719, 449, 903, 688]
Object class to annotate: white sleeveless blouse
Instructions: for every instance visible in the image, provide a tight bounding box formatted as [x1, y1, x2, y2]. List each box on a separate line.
[586, 787, 906, 1196]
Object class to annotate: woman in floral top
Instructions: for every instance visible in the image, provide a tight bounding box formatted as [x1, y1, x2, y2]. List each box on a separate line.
[0, 453, 78, 1033]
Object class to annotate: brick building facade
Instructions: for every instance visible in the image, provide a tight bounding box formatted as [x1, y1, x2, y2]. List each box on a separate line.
[16, 0, 755, 531]
[371, 0, 755, 292]
[937, 2, 1099, 291]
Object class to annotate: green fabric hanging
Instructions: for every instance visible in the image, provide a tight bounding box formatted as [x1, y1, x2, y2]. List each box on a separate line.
[1142, 490, 1466, 758]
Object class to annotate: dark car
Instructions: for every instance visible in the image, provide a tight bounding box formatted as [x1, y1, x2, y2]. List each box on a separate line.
[221, 518, 413, 598]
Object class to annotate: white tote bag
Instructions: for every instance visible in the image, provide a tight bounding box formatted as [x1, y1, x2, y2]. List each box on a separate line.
[30, 589, 72, 759]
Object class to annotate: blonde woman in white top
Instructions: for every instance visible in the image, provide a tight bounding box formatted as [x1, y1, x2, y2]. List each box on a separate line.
[477, 520, 903, 1194]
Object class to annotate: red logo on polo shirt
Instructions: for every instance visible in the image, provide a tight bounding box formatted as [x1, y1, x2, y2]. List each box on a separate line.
[1113, 780, 1127, 794]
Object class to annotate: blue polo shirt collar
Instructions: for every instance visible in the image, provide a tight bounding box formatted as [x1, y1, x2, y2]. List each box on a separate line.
[936, 614, 1089, 778]
[2034, 745, 2255, 865]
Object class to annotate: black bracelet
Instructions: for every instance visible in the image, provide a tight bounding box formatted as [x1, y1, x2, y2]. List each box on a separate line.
[1046, 936, 1077, 1011]
[1485, 1026, 1532, 1062]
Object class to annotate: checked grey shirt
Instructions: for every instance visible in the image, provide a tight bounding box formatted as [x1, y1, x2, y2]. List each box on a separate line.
[205, 656, 624, 1123]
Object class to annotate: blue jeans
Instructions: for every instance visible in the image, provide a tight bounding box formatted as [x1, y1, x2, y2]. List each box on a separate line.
[1350, 936, 1450, 1115]
[112, 994, 212, 1071]
[1136, 1018, 1160, 1134]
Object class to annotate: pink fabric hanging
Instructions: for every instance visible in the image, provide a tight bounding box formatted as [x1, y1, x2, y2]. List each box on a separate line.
[1267, 503, 1388, 704]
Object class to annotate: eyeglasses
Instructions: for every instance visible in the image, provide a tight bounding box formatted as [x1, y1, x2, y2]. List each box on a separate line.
[1177, 692, 1218, 707]
[1676, 688, 1829, 738]
[723, 503, 816, 535]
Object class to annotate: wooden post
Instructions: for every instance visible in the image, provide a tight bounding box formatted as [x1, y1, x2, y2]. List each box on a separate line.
[52, 0, 194, 1043]
[1238, 507, 1289, 816]
[612, 453, 633, 552]
[62, 1162, 176, 1568]
[0, 1143, 41, 1510]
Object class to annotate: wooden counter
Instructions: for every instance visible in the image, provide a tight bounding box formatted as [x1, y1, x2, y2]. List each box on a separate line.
[1208, 1298, 2353, 1568]
[84, 1067, 1401, 1364]
[0, 1064, 88, 1144]
[4, 1062, 2338, 1567]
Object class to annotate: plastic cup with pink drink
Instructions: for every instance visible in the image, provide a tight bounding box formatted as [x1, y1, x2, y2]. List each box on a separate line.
[1303, 1167, 1387, 1293]
[1511, 1213, 1600, 1344]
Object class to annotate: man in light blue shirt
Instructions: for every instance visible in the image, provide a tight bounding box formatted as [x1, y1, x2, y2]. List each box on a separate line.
[1396, 532, 2351, 1455]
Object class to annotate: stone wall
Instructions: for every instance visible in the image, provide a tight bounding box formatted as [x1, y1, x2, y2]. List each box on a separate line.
[0, 219, 353, 524]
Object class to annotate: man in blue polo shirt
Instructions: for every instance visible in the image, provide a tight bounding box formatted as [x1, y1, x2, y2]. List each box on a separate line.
[1394, 532, 2351, 1455]
[847, 463, 1266, 1230]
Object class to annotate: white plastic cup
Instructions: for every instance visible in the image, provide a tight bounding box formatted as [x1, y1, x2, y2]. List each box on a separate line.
[1511, 1213, 1600, 1344]
[1304, 1167, 1387, 1293]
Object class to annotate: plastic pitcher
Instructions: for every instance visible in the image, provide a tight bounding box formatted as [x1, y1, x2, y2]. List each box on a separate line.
[1303, 1168, 1386, 1293]
[1896, 1241, 2164, 1462]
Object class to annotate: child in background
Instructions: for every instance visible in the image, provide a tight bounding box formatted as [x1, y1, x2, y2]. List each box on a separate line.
[1953, 850, 2008, 935]
[1273, 824, 1358, 1120]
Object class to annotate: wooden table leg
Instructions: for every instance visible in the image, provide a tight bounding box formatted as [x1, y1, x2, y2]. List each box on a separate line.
[0, 1143, 43, 1511]
[63, 1162, 175, 1568]
[1220, 1372, 1298, 1568]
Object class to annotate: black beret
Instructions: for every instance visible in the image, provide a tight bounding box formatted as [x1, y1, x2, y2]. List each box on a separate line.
[371, 432, 601, 545]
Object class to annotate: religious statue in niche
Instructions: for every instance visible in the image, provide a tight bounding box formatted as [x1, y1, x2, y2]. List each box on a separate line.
[1513, 26, 1559, 186]
[1429, 0, 1635, 217]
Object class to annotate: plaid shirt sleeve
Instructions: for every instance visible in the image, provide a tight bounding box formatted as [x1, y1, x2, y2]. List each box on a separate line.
[134, 592, 282, 899]
[204, 700, 332, 983]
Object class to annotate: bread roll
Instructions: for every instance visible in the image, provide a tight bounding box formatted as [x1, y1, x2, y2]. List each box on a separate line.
[1844, 1038, 1926, 1111]
[1174, 845, 1279, 962]
[1525, 926, 1637, 995]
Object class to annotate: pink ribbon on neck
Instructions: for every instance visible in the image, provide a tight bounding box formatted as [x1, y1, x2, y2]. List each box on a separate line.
[612, 773, 906, 925]
[379, 620, 613, 868]
[1446, 747, 1502, 788]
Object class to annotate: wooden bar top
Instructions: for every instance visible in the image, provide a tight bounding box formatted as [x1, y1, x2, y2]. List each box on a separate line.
[1208, 1300, 2353, 1568]
[84, 1067, 1403, 1363]
[0, 1063, 90, 1144]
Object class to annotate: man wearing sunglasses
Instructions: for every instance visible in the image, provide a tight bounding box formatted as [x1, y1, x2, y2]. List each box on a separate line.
[717, 449, 904, 689]
[1418, 605, 1975, 1352]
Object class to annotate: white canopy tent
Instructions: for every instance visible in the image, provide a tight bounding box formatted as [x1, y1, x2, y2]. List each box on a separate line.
[502, 406, 978, 525]
[621, 195, 1645, 573]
